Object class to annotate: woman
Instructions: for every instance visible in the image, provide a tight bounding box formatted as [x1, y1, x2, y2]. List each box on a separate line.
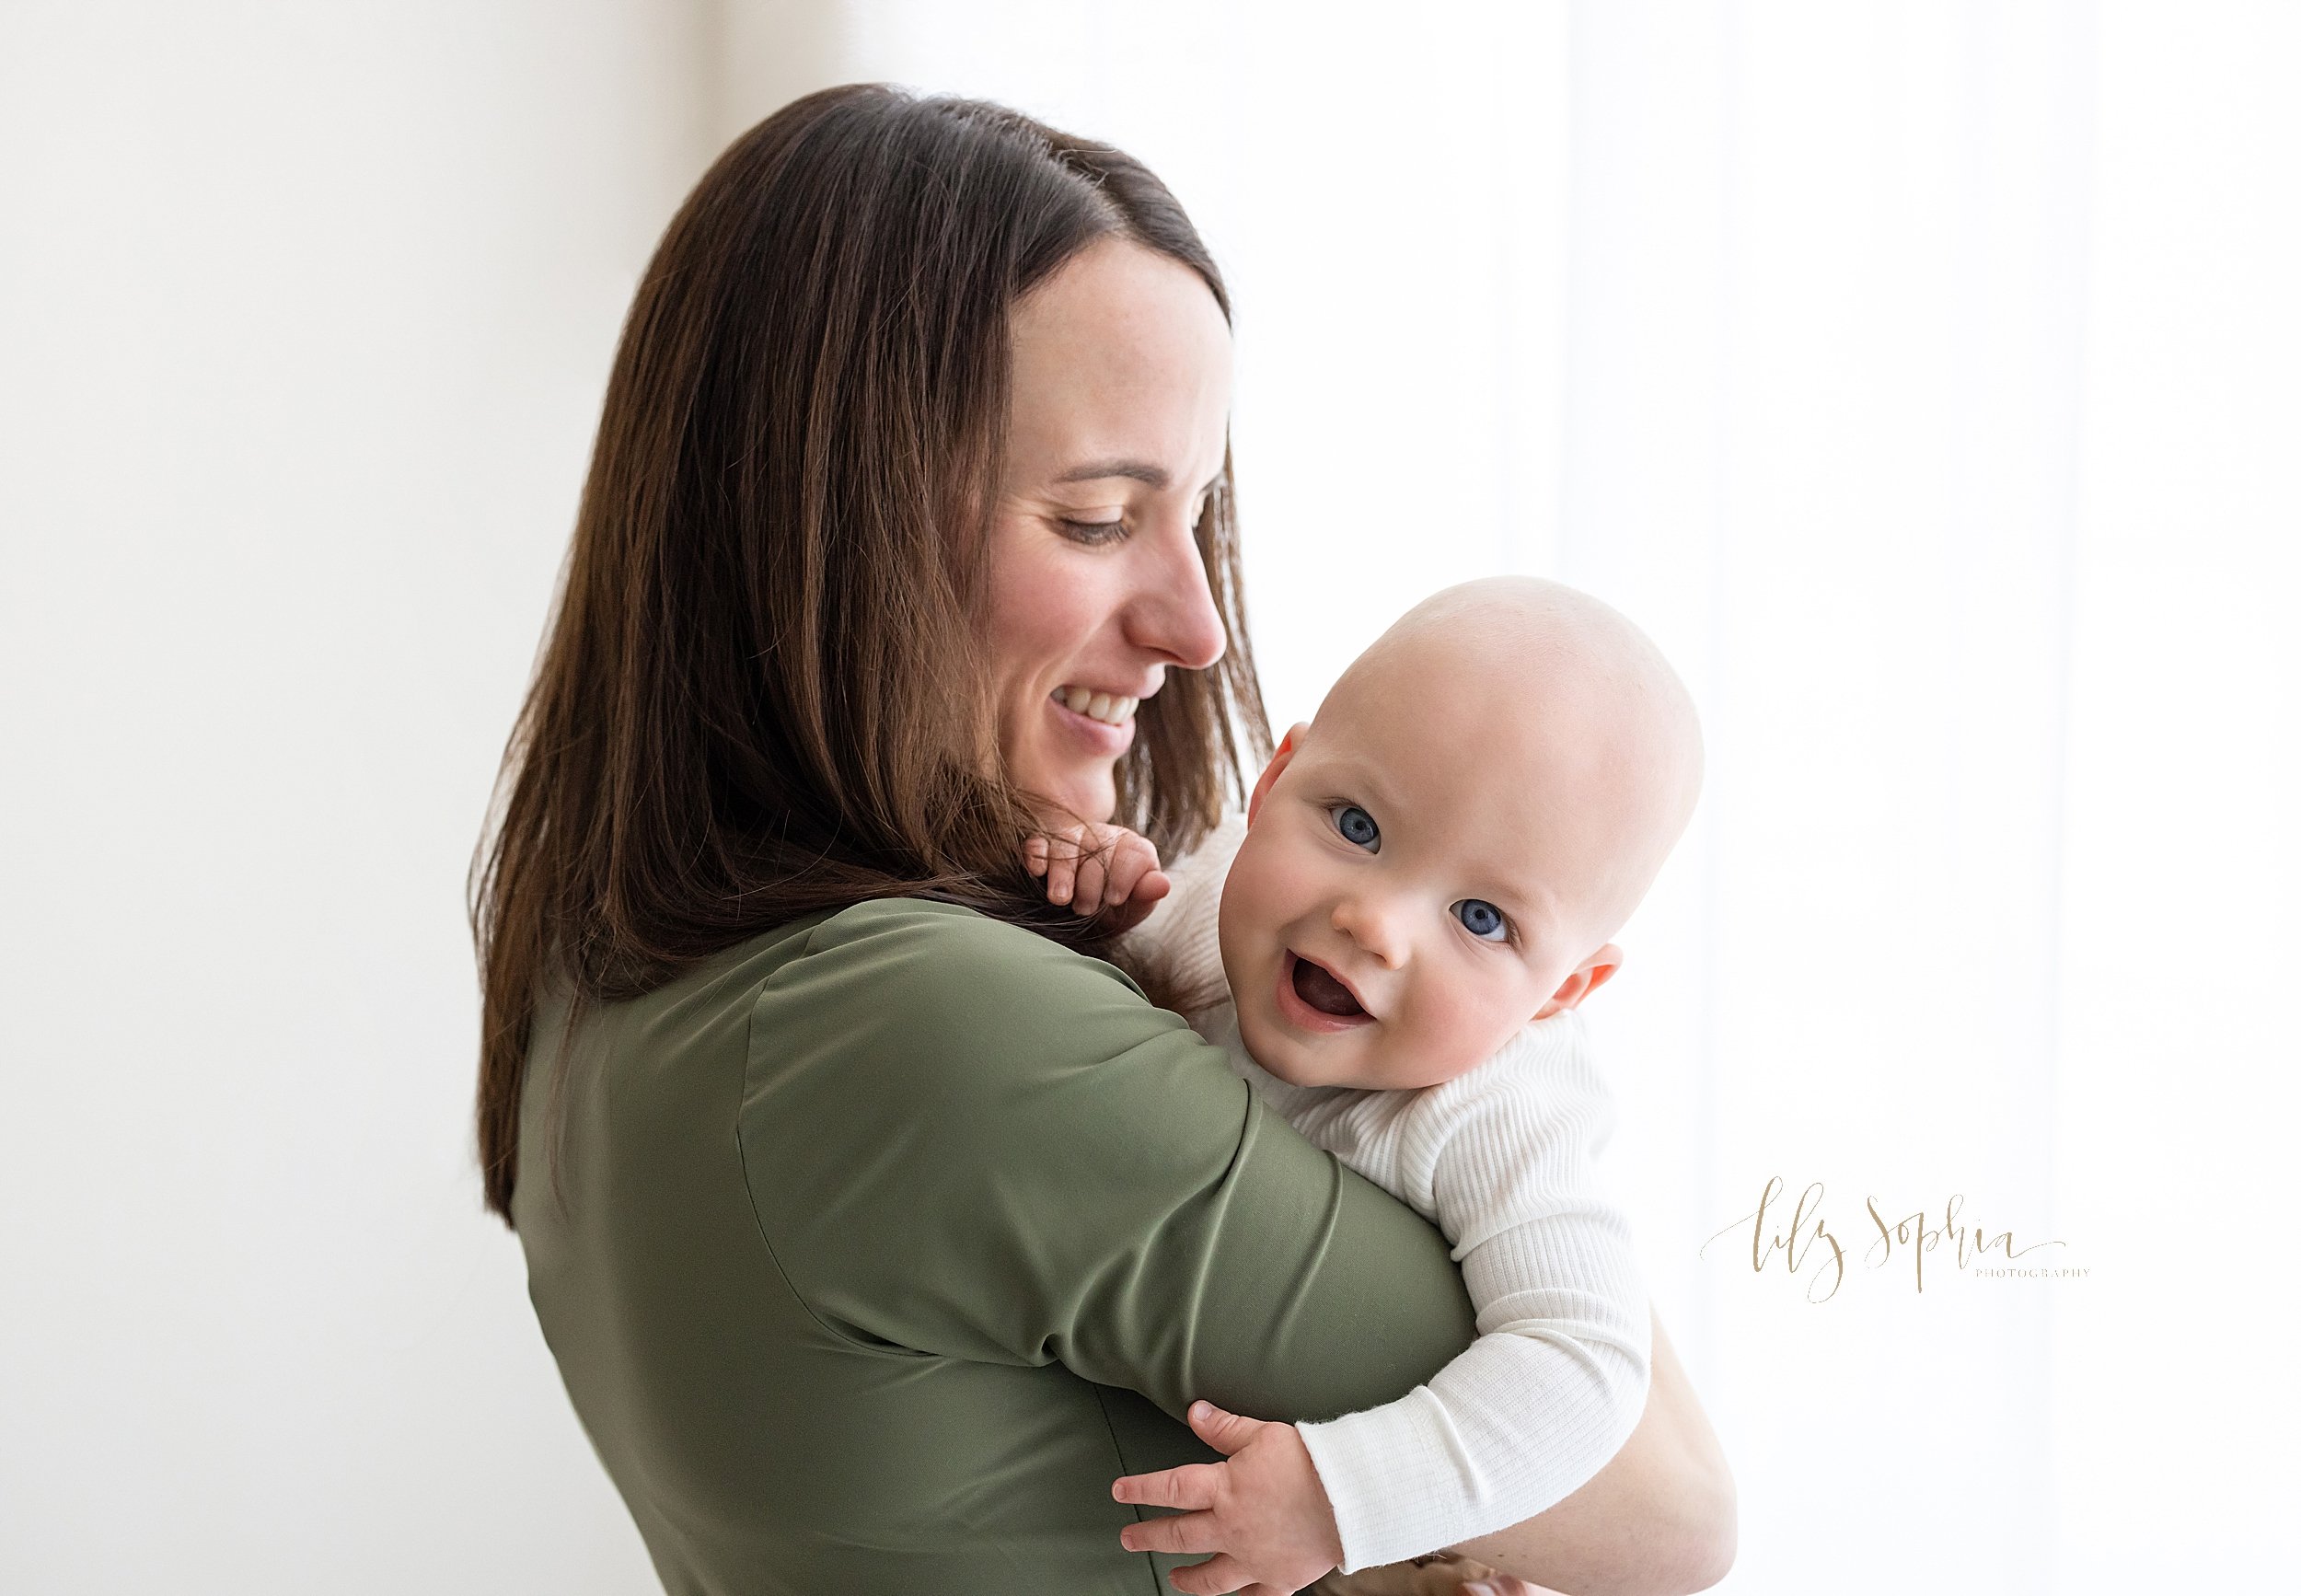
[472, 84, 1733, 1596]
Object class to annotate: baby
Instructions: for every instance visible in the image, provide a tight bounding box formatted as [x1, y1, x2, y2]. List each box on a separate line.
[1028, 575, 1705, 1591]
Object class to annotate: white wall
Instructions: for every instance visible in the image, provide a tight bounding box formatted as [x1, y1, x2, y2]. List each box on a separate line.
[0, 4, 711, 1590]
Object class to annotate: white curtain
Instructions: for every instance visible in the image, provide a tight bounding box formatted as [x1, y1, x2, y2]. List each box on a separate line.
[749, 3, 2298, 1591]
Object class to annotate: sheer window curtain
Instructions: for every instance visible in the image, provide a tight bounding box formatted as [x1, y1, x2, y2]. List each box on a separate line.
[727, 3, 2295, 1591]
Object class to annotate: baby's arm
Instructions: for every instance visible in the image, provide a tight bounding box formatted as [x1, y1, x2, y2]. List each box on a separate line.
[1295, 1014, 1651, 1570]
[1116, 1013, 1650, 1586]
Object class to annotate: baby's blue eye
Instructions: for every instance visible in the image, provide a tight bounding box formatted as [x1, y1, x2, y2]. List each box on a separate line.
[1330, 804, 1380, 850]
[1454, 899, 1509, 942]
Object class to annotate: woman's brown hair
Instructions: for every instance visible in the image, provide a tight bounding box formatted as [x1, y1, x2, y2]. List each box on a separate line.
[469, 85, 1269, 1222]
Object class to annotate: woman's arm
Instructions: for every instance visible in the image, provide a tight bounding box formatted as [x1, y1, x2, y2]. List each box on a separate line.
[751, 901, 1728, 1592]
[747, 899, 1483, 1422]
[1446, 1309, 1736, 1596]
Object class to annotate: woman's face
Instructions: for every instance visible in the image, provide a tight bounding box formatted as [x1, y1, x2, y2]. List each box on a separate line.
[984, 237, 1234, 826]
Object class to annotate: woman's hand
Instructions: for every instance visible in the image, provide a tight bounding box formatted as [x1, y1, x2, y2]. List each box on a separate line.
[1024, 820, 1172, 932]
[1114, 1400, 1345, 1595]
[1446, 1311, 1736, 1595]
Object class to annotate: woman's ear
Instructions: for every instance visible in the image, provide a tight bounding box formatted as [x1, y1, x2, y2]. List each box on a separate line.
[1247, 723, 1311, 826]
[1534, 943, 1624, 1020]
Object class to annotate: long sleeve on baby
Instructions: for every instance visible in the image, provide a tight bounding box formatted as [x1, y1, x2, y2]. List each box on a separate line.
[1275, 1012, 1652, 1570]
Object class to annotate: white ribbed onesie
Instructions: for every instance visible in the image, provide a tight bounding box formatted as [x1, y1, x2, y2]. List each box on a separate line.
[1125, 813, 1652, 1572]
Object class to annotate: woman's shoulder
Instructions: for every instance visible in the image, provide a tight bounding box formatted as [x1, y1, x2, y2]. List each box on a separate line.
[738, 896, 1254, 1290]
[799, 893, 1097, 955]
[748, 896, 1190, 1101]
[780, 895, 1148, 1011]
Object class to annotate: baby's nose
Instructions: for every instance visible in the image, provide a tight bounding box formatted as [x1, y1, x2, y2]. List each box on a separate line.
[1331, 896, 1408, 967]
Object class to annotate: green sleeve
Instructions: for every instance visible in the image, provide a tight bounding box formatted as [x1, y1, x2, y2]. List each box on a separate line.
[738, 898, 1478, 1426]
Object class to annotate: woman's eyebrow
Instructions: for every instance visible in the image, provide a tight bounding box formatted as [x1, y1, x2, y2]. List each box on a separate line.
[1055, 458, 1170, 487]
[1051, 461, 1226, 497]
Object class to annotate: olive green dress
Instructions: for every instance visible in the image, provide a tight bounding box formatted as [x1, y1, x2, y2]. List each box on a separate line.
[515, 898, 1478, 1594]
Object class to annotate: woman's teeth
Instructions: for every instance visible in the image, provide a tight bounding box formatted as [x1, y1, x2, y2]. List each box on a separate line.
[1054, 687, 1138, 725]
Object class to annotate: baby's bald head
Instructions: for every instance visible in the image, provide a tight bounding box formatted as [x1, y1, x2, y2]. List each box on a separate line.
[1310, 576, 1704, 949]
[1220, 576, 1704, 1089]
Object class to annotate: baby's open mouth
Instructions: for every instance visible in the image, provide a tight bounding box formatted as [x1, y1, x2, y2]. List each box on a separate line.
[1289, 954, 1367, 1019]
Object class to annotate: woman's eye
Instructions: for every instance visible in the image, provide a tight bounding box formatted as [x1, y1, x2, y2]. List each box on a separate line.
[1058, 518, 1127, 546]
[1330, 804, 1380, 850]
[1454, 899, 1509, 942]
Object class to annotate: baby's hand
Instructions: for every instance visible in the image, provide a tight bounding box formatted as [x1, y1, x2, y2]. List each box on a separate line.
[1112, 1400, 1345, 1596]
[1023, 820, 1171, 934]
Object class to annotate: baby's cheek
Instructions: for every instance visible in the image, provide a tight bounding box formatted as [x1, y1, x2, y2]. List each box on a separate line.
[1381, 997, 1475, 1089]
[1217, 839, 1287, 951]
[1407, 982, 1526, 1082]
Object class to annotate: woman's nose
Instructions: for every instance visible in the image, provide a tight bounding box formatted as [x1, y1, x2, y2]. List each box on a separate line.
[1125, 513, 1227, 671]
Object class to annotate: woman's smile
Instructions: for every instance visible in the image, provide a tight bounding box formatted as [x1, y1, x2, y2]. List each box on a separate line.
[1051, 684, 1140, 726]
[1045, 686, 1139, 756]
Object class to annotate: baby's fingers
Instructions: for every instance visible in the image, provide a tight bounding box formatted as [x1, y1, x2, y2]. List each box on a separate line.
[1112, 1460, 1224, 1511]
[1023, 836, 1048, 878]
[1118, 863, 1172, 915]
[1104, 835, 1160, 905]
[1166, 1553, 1256, 1596]
[1042, 834, 1081, 906]
[1071, 850, 1111, 915]
[1116, 1508, 1225, 1557]
[1100, 868, 1172, 935]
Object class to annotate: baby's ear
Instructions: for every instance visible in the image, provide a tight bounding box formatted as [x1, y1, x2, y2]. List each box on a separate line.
[1534, 943, 1624, 1020]
[1246, 722, 1311, 827]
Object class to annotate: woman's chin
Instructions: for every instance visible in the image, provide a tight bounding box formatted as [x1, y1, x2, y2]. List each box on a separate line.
[1055, 775, 1118, 827]
[1007, 711, 1128, 826]
[1012, 760, 1117, 827]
